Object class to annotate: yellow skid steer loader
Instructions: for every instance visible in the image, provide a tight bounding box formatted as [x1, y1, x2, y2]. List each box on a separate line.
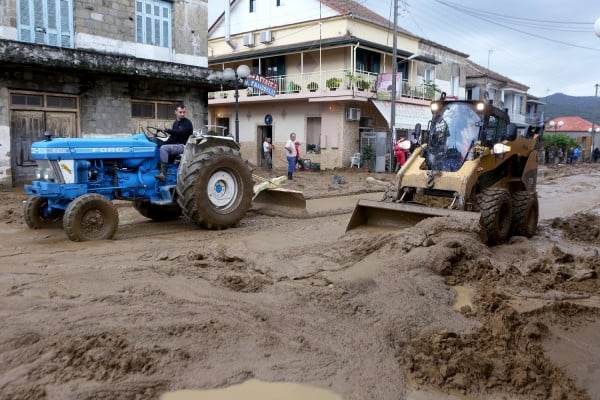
[347, 94, 542, 244]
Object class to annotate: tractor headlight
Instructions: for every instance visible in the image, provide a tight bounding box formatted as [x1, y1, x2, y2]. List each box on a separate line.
[35, 160, 60, 182]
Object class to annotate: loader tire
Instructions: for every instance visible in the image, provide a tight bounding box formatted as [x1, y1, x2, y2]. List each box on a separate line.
[476, 187, 513, 245]
[133, 200, 182, 222]
[511, 191, 538, 237]
[24, 196, 63, 229]
[176, 146, 253, 229]
[63, 194, 119, 241]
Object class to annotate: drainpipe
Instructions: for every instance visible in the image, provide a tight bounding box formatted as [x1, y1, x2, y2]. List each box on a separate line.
[225, 0, 236, 51]
[353, 42, 360, 92]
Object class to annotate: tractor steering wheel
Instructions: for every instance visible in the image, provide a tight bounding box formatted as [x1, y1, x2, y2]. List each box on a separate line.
[145, 126, 169, 142]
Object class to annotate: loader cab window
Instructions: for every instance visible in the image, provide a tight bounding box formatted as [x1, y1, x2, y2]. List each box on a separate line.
[483, 114, 508, 145]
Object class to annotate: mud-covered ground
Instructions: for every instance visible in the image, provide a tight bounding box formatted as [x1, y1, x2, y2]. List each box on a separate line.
[0, 164, 599, 400]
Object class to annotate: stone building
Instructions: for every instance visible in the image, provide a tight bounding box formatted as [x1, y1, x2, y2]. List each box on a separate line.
[0, 0, 215, 187]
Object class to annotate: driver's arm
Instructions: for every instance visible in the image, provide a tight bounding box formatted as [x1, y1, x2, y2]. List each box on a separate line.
[165, 119, 193, 138]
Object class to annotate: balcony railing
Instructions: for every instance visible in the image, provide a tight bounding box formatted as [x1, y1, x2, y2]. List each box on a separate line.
[208, 69, 440, 101]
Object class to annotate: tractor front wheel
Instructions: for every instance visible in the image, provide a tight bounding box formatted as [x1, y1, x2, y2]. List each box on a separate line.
[176, 146, 253, 229]
[24, 196, 64, 229]
[511, 191, 538, 237]
[63, 194, 119, 241]
[476, 187, 513, 245]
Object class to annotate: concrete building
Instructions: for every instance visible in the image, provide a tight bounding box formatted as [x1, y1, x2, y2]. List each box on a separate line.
[207, 0, 470, 171]
[0, 0, 215, 187]
[465, 60, 543, 127]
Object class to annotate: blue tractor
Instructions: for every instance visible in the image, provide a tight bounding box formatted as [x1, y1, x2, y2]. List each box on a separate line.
[23, 127, 254, 241]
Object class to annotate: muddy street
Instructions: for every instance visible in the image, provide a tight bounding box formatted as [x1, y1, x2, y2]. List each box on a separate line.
[0, 165, 599, 400]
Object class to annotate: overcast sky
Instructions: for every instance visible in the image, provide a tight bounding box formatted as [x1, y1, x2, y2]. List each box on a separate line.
[208, 0, 600, 98]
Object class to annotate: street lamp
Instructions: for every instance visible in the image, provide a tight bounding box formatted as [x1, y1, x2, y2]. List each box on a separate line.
[548, 120, 563, 133]
[222, 64, 251, 143]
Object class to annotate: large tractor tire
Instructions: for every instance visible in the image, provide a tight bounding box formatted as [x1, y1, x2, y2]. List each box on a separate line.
[24, 196, 64, 229]
[476, 187, 513, 245]
[63, 194, 119, 241]
[132, 200, 182, 222]
[176, 146, 253, 229]
[511, 191, 538, 237]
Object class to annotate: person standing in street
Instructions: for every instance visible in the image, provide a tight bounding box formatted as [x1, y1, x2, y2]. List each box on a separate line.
[294, 140, 306, 171]
[285, 132, 297, 179]
[155, 104, 193, 181]
[263, 137, 273, 168]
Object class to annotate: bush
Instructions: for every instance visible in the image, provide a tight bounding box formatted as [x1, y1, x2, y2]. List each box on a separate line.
[307, 82, 318, 91]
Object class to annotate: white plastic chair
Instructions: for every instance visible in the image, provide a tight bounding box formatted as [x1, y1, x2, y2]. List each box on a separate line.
[350, 152, 361, 168]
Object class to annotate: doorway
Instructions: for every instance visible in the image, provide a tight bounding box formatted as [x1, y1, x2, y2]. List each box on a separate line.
[10, 110, 77, 185]
[256, 125, 273, 167]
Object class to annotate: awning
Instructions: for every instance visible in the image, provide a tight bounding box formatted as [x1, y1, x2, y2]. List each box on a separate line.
[371, 100, 432, 130]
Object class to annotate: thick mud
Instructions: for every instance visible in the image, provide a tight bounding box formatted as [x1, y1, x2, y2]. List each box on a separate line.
[0, 164, 598, 400]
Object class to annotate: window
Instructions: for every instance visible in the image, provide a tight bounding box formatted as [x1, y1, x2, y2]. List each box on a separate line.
[132, 101, 174, 119]
[424, 68, 435, 83]
[136, 0, 171, 47]
[11, 94, 43, 107]
[47, 96, 76, 109]
[450, 75, 459, 97]
[356, 49, 380, 73]
[11, 93, 76, 109]
[17, 0, 73, 47]
[250, 0, 256, 12]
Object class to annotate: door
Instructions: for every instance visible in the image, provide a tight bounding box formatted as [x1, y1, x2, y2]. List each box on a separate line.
[10, 110, 77, 185]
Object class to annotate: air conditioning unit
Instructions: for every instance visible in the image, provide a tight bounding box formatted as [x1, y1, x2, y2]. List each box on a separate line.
[346, 107, 361, 121]
[243, 33, 254, 47]
[259, 30, 273, 43]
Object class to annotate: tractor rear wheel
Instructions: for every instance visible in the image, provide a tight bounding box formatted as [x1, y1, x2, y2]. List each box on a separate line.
[176, 146, 253, 229]
[511, 191, 538, 237]
[63, 194, 119, 241]
[476, 187, 513, 245]
[24, 196, 63, 229]
[133, 200, 182, 221]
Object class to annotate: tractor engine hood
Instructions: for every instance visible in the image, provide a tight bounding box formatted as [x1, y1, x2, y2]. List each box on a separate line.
[31, 133, 157, 161]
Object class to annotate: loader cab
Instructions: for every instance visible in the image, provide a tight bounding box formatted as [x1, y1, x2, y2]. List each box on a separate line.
[425, 100, 482, 171]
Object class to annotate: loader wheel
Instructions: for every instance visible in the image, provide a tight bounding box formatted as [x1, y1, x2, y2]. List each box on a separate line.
[176, 146, 253, 229]
[63, 194, 119, 241]
[24, 196, 64, 229]
[511, 191, 538, 237]
[133, 200, 182, 222]
[476, 188, 513, 245]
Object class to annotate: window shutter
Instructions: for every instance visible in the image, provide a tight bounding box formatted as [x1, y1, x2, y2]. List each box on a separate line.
[18, 0, 32, 42]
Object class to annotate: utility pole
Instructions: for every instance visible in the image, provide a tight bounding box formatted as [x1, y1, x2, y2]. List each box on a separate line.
[593, 83, 599, 158]
[389, 0, 398, 172]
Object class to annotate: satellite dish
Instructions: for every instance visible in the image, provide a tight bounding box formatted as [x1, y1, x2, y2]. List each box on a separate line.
[595, 17, 600, 38]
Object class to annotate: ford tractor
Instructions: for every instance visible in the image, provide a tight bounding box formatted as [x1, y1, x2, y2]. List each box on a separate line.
[23, 127, 256, 241]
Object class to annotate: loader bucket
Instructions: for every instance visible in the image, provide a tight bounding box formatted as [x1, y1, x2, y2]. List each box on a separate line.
[253, 188, 307, 210]
[252, 175, 307, 217]
[345, 199, 480, 232]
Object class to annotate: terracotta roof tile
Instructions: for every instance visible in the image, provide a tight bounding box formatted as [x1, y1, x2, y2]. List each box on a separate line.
[545, 116, 593, 132]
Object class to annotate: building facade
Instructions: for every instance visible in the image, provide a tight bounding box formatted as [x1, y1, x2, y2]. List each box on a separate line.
[207, 0, 469, 171]
[0, 0, 215, 187]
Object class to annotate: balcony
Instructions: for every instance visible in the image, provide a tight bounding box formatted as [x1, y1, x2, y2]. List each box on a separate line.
[208, 70, 439, 103]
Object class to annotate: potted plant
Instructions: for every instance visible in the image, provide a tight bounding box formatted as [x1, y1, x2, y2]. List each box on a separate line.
[307, 81, 319, 92]
[357, 79, 371, 91]
[326, 77, 342, 90]
[288, 81, 301, 93]
[360, 144, 375, 171]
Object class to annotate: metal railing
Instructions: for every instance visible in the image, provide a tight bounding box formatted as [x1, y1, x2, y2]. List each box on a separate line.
[209, 70, 439, 101]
